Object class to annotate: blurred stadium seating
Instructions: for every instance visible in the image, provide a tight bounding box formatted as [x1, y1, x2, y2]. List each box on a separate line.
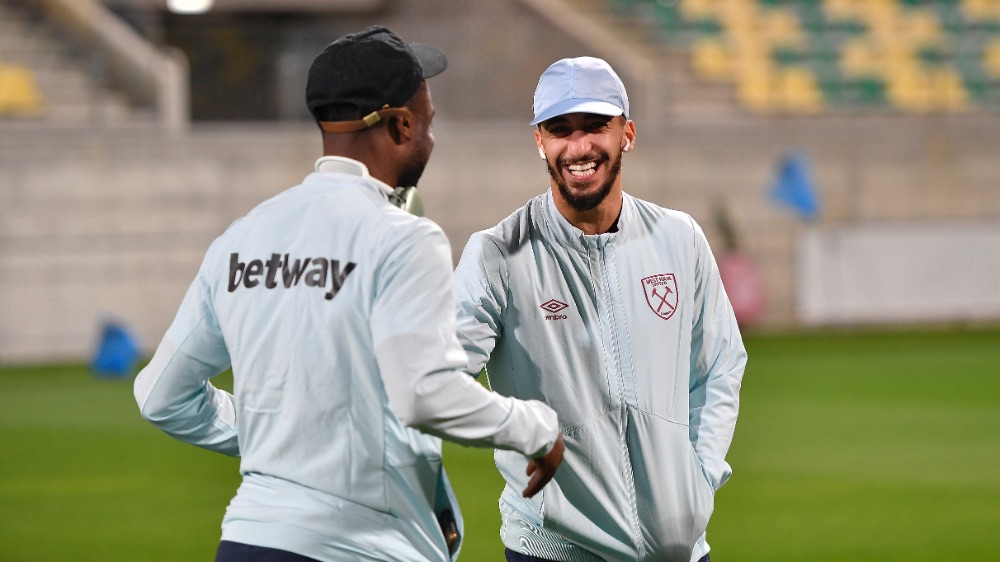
[0, 0, 181, 128]
[0, 60, 46, 116]
[611, 0, 1000, 114]
[1, 0, 999, 363]
[0, 3, 46, 117]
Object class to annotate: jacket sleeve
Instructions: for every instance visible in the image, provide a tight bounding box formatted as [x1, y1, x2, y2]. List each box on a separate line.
[372, 222, 557, 459]
[133, 267, 238, 457]
[452, 231, 507, 377]
[687, 217, 747, 491]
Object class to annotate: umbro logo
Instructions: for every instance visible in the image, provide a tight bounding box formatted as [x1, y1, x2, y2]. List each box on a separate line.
[540, 299, 569, 320]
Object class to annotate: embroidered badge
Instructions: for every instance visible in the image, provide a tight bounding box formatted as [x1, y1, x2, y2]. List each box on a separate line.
[641, 274, 678, 320]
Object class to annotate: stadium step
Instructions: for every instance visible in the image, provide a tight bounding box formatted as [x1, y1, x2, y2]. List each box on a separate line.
[0, 0, 158, 128]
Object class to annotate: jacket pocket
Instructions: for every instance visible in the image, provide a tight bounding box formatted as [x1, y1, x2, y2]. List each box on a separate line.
[627, 409, 714, 561]
[540, 414, 639, 561]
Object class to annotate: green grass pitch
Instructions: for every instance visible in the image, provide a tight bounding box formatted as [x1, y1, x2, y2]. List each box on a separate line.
[1, 327, 998, 560]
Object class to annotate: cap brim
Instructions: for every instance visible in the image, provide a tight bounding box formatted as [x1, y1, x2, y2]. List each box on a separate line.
[530, 99, 624, 125]
[410, 43, 448, 79]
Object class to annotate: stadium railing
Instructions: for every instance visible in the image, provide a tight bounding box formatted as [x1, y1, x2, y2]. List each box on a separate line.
[20, 0, 190, 130]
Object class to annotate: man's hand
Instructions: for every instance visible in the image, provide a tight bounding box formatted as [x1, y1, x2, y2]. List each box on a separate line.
[522, 434, 565, 498]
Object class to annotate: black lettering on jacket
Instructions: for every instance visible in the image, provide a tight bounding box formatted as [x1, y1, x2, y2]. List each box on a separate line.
[228, 252, 356, 300]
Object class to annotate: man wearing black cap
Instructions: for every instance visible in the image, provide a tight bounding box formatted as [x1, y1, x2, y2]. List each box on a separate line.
[134, 26, 564, 562]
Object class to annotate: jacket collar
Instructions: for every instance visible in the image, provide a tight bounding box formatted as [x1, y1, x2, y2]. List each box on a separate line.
[314, 156, 395, 199]
[541, 189, 631, 252]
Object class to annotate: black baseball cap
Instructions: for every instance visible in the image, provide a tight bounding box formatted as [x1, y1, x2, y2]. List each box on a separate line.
[306, 25, 447, 125]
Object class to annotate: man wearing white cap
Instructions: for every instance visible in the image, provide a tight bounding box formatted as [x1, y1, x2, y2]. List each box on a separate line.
[453, 57, 747, 562]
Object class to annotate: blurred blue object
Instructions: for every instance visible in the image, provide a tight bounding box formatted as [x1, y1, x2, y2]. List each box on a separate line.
[91, 320, 140, 378]
[770, 152, 820, 221]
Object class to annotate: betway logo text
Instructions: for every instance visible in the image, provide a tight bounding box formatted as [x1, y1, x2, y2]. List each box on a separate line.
[228, 253, 356, 301]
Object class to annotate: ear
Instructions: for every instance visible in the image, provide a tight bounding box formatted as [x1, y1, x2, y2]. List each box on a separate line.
[385, 110, 414, 146]
[622, 119, 637, 152]
[534, 129, 546, 160]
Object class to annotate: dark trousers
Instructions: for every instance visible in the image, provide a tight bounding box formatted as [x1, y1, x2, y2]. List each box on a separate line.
[505, 547, 710, 562]
[215, 540, 319, 562]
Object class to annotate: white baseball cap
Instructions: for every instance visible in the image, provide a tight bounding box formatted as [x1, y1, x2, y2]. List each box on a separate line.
[530, 57, 630, 126]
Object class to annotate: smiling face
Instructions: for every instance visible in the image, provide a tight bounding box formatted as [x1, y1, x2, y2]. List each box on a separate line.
[535, 113, 636, 219]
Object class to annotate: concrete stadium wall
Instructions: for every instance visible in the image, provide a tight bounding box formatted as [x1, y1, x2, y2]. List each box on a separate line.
[2, 114, 999, 363]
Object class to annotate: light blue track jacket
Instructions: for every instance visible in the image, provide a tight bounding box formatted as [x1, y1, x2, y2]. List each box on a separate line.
[134, 157, 559, 562]
[454, 191, 747, 562]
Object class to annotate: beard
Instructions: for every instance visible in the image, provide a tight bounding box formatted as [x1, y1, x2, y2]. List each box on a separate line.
[398, 136, 433, 188]
[398, 160, 427, 189]
[547, 150, 623, 212]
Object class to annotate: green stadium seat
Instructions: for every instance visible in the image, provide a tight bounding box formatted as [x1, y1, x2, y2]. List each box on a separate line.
[838, 76, 889, 106]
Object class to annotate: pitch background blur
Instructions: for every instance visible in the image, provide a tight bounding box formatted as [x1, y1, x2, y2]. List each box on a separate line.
[1, 0, 998, 559]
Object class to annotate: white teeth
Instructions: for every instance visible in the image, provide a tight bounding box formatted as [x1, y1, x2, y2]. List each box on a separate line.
[567, 162, 597, 176]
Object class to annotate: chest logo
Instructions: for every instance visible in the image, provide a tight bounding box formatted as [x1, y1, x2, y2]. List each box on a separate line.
[641, 274, 678, 320]
[540, 299, 569, 320]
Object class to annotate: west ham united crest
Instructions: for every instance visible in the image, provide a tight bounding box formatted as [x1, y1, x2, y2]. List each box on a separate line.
[641, 274, 679, 320]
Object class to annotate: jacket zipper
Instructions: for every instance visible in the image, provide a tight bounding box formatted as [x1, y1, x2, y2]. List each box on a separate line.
[597, 240, 646, 559]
